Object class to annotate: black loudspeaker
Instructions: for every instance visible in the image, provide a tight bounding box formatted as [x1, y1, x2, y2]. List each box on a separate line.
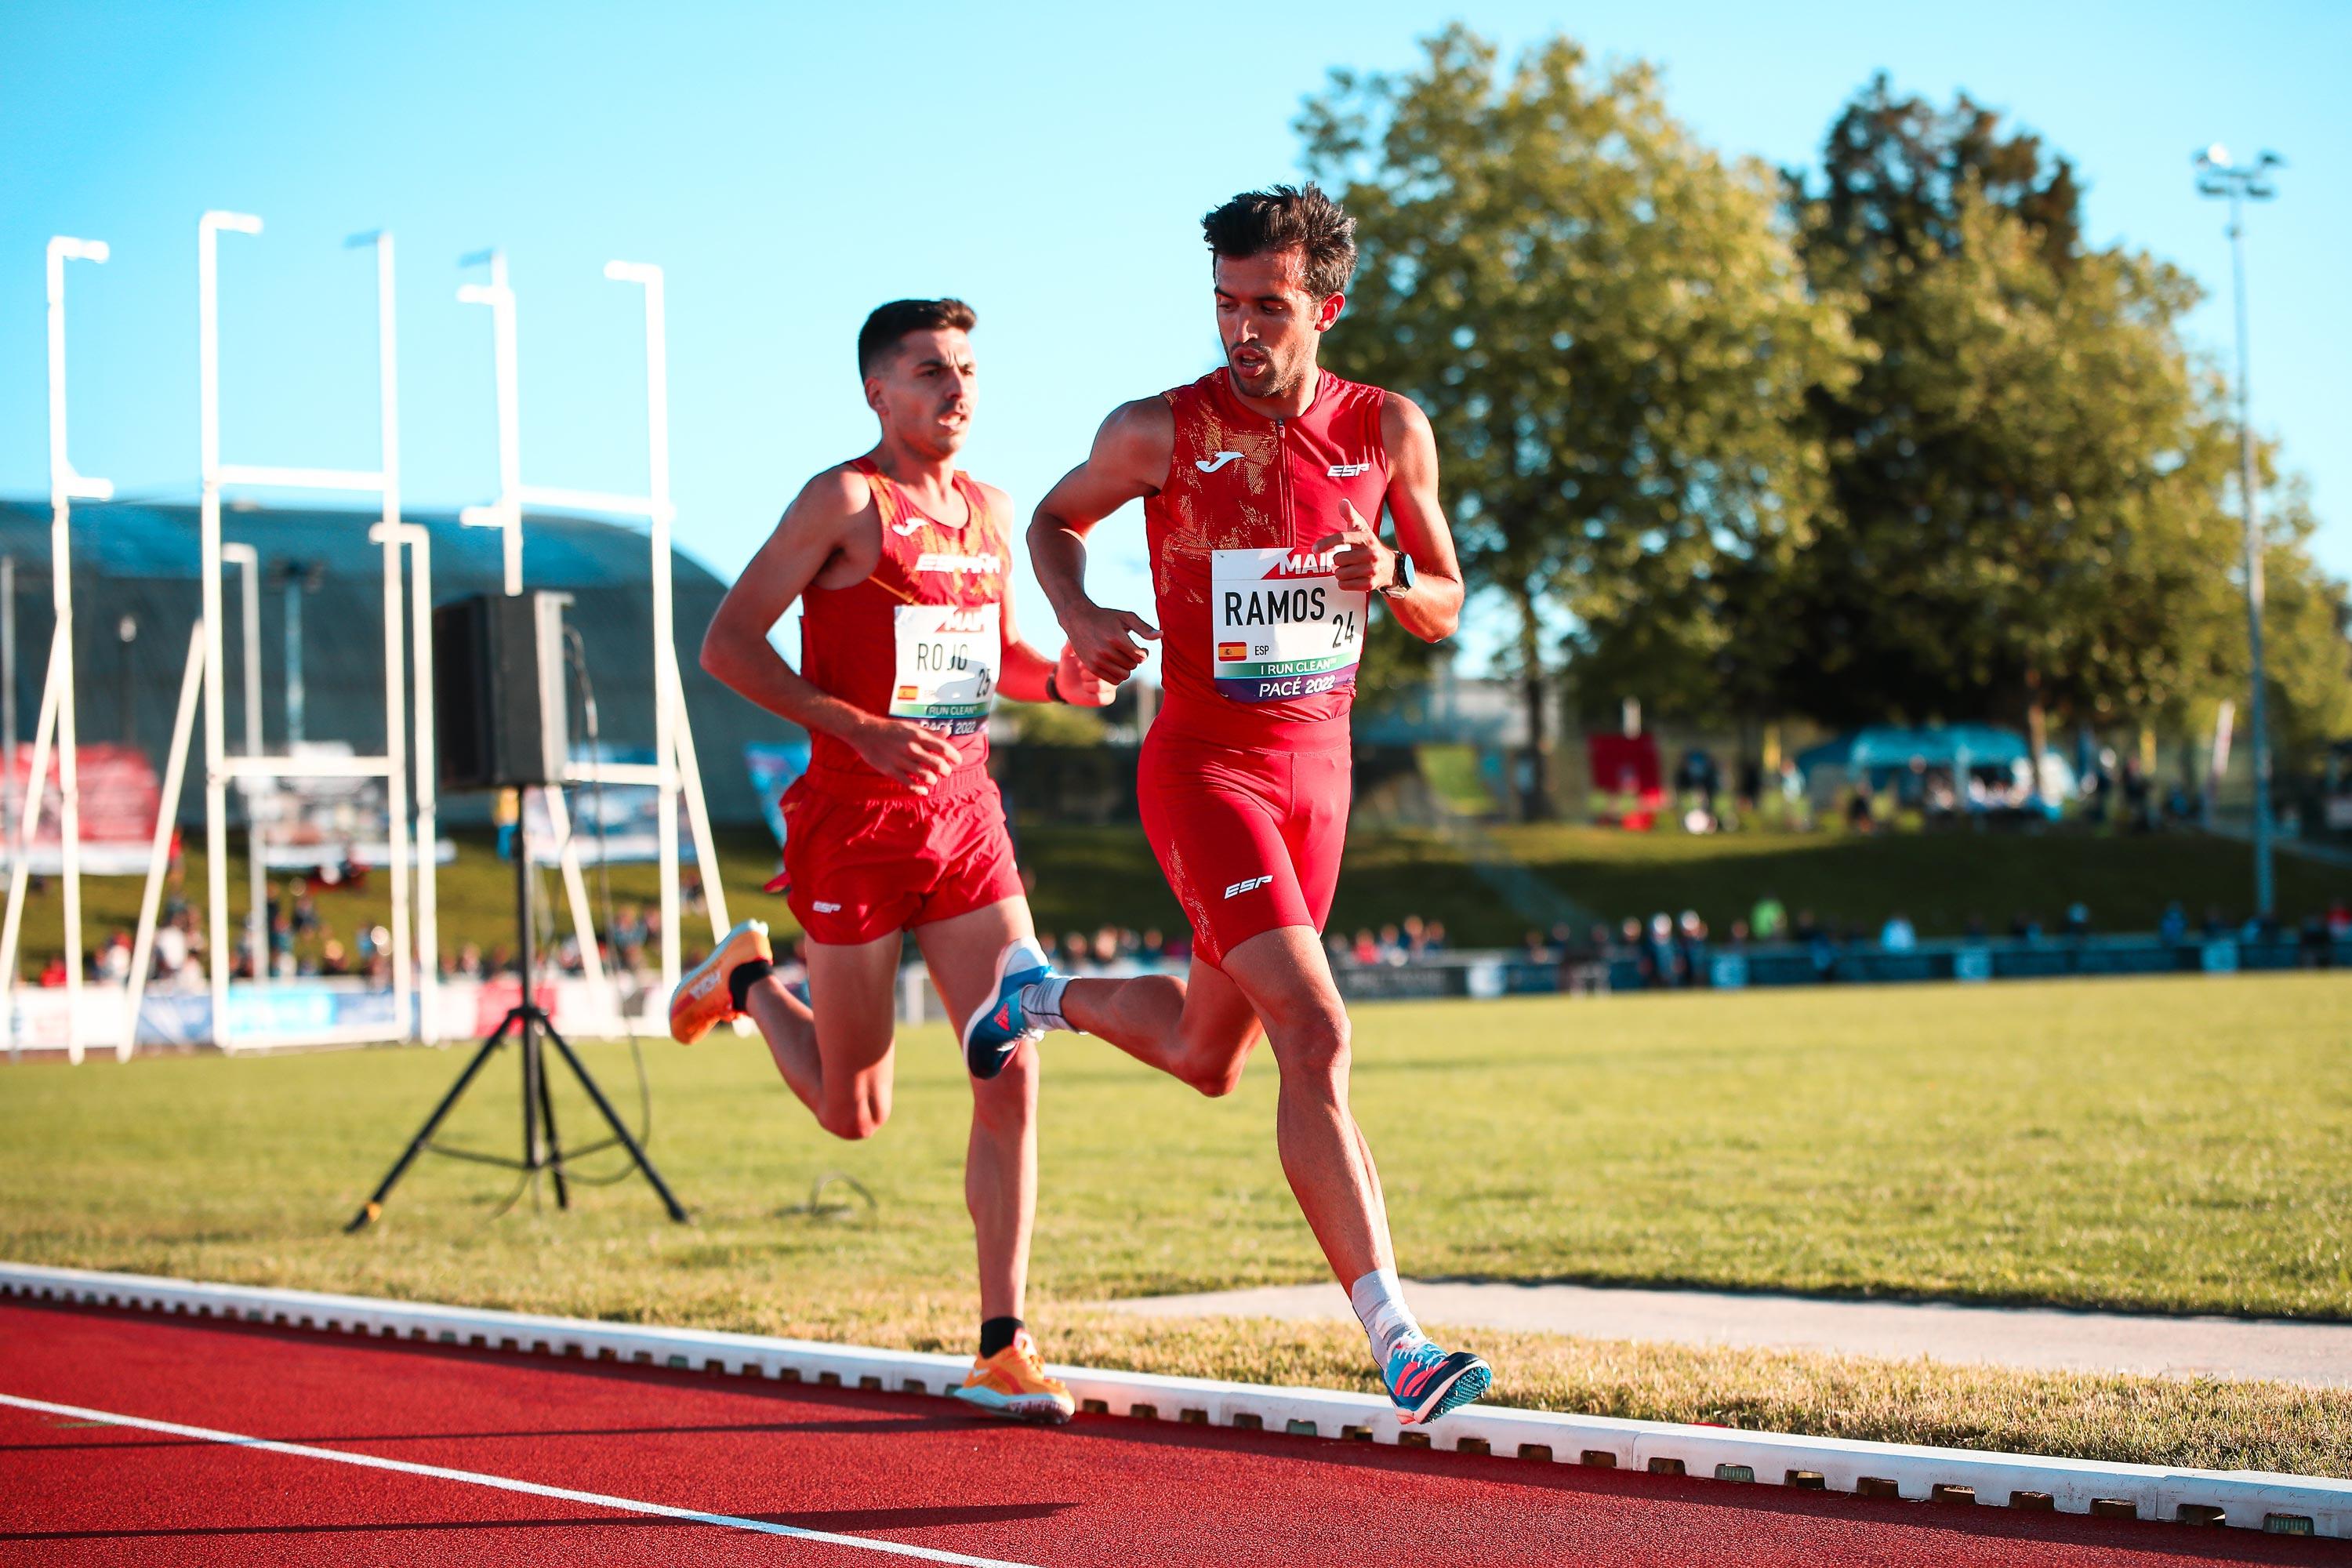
[433, 592, 571, 792]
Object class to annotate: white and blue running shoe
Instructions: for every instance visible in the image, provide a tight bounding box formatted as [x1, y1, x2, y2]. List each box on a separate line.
[961, 938, 1056, 1080]
[1384, 1338, 1492, 1425]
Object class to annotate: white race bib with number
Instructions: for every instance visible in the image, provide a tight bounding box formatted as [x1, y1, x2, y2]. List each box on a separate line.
[890, 603, 999, 735]
[1210, 548, 1365, 703]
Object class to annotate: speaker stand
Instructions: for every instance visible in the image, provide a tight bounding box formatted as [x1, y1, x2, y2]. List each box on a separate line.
[347, 819, 688, 1231]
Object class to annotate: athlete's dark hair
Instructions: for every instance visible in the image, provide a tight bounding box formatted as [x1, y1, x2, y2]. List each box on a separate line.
[857, 297, 976, 378]
[1200, 184, 1358, 299]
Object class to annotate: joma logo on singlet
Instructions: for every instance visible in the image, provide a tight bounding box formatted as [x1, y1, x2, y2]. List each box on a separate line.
[1224, 875, 1273, 898]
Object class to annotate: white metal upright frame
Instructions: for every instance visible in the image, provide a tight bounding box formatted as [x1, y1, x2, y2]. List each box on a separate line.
[194, 212, 414, 1051]
[456, 251, 728, 1011]
[0, 236, 112, 1062]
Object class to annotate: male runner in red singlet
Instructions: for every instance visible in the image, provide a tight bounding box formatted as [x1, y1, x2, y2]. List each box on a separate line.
[673, 298, 1103, 1421]
[989, 186, 1493, 1424]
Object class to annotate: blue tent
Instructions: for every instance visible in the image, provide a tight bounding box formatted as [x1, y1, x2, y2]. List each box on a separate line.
[1796, 724, 2030, 777]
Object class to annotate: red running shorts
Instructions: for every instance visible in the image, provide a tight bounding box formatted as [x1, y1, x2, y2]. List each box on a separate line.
[778, 762, 1024, 947]
[1137, 727, 1350, 969]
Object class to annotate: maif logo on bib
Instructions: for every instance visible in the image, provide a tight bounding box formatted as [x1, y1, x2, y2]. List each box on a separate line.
[1210, 547, 1365, 703]
[891, 603, 1000, 735]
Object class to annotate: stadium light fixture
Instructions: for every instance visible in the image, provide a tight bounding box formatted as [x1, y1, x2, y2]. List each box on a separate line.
[2193, 144, 2284, 920]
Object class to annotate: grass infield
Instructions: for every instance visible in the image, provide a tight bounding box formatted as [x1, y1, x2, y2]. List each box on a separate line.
[3, 973, 2348, 1475]
[2, 819, 2343, 973]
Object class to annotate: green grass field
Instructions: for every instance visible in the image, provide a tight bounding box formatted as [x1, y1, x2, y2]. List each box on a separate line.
[5, 972, 2348, 1473]
[4, 812, 2341, 975]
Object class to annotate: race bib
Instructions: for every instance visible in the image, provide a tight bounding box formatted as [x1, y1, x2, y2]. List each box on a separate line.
[891, 603, 1000, 735]
[1211, 548, 1365, 703]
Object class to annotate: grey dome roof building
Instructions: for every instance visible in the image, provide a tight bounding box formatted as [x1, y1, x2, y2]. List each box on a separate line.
[0, 499, 793, 826]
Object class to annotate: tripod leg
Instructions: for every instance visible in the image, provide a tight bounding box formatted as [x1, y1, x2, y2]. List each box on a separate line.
[345, 1018, 514, 1232]
[539, 1015, 689, 1222]
[523, 1016, 548, 1207]
[538, 1045, 570, 1210]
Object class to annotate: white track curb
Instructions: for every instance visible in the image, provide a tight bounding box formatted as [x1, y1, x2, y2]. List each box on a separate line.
[4, 1262, 2344, 1541]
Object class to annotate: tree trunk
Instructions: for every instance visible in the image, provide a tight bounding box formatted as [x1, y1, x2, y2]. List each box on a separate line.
[1515, 580, 1551, 821]
[2024, 668, 2049, 806]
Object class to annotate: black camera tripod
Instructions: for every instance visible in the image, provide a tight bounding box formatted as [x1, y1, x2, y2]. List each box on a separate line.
[346, 835, 688, 1231]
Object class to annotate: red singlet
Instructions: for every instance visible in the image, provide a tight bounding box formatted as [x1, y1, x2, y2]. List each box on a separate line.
[780, 458, 1023, 945]
[1138, 370, 1392, 964]
[1145, 368, 1392, 749]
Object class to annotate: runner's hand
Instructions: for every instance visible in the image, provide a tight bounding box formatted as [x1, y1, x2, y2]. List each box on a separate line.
[1055, 643, 1116, 708]
[1313, 501, 1395, 593]
[1062, 600, 1159, 684]
[849, 717, 963, 795]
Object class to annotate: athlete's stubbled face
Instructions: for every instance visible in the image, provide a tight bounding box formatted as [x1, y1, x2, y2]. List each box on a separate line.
[866, 328, 975, 459]
[1214, 250, 1342, 404]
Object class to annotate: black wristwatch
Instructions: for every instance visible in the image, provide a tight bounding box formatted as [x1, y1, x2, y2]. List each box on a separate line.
[1044, 669, 1065, 704]
[1380, 552, 1417, 598]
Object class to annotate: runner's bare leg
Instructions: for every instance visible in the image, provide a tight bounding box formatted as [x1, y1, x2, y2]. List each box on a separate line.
[742, 934, 898, 1138]
[918, 898, 1045, 1323]
[1058, 961, 1264, 1094]
[1214, 924, 1392, 1283]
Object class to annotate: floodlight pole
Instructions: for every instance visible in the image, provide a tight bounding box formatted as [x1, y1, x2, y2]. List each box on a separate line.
[2195, 147, 2282, 921]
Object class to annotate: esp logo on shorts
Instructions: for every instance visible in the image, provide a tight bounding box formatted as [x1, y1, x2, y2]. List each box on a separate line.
[1224, 875, 1273, 899]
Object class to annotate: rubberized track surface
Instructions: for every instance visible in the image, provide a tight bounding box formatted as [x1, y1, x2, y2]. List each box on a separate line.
[1, 1300, 2335, 1566]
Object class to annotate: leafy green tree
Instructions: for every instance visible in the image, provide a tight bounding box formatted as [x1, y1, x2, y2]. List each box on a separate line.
[1300, 26, 1855, 814]
[1779, 78, 2347, 774]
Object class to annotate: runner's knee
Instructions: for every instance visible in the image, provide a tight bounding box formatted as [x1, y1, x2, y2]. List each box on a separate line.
[970, 1047, 1039, 1126]
[1177, 1050, 1248, 1099]
[1265, 1002, 1350, 1082]
[817, 1081, 891, 1142]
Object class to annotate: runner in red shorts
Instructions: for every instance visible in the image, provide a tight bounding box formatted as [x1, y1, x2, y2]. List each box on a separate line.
[1004, 185, 1493, 1424]
[673, 298, 1107, 1422]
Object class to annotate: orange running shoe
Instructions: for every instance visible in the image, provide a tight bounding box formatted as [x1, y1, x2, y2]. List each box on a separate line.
[669, 919, 772, 1044]
[953, 1329, 1075, 1423]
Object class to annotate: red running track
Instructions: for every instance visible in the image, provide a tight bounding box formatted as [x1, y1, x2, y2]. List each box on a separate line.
[0, 1299, 2336, 1568]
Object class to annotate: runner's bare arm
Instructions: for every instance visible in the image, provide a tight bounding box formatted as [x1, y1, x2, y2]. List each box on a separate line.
[983, 485, 1112, 709]
[701, 466, 964, 793]
[1029, 398, 1172, 684]
[1316, 393, 1464, 642]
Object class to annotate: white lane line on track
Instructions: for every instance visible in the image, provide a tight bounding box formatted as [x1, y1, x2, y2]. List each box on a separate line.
[0, 1391, 1038, 1567]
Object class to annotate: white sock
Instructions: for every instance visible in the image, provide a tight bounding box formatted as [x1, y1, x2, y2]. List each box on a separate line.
[1348, 1267, 1425, 1365]
[1020, 975, 1076, 1035]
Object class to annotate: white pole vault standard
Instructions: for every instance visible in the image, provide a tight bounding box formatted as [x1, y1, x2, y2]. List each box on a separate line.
[217, 543, 265, 987]
[0, 1392, 1034, 1567]
[608, 261, 684, 998]
[198, 212, 414, 1051]
[0, 630, 63, 1052]
[2, 238, 114, 1061]
[372, 523, 438, 1044]
[459, 252, 728, 1011]
[122, 624, 206, 1059]
[351, 230, 414, 1036]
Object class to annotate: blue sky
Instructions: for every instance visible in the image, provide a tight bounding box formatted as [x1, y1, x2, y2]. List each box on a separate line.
[2, 0, 2343, 678]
